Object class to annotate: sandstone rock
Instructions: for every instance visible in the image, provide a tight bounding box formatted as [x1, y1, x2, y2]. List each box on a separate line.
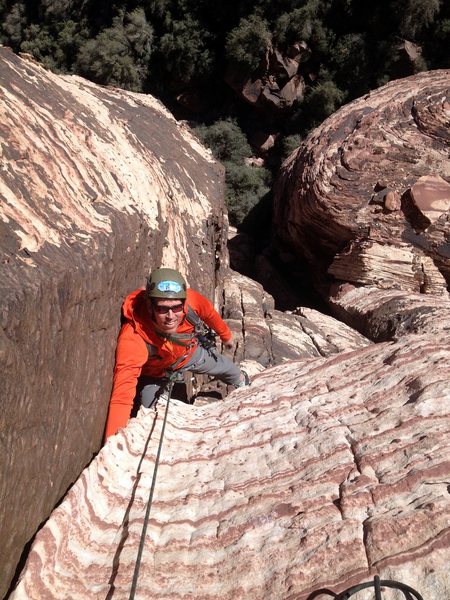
[221, 271, 370, 369]
[273, 70, 450, 292]
[248, 130, 277, 154]
[0, 47, 226, 597]
[225, 45, 307, 112]
[271, 48, 300, 80]
[405, 174, 450, 229]
[328, 284, 450, 341]
[328, 240, 447, 295]
[11, 330, 450, 599]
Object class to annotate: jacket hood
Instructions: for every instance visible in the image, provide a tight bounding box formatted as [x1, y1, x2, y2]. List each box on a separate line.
[121, 288, 152, 341]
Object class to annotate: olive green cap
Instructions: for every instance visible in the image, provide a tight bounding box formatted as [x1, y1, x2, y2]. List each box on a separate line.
[146, 267, 187, 299]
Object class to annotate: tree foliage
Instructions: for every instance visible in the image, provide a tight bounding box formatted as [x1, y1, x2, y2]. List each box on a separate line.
[195, 119, 269, 226]
[225, 14, 271, 72]
[159, 16, 212, 87]
[195, 119, 252, 163]
[75, 8, 152, 90]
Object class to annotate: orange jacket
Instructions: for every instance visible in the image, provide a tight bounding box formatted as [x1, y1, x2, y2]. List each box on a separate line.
[104, 288, 232, 439]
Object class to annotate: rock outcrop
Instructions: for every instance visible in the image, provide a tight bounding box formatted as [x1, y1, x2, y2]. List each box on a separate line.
[221, 272, 370, 370]
[225, 41, 310, 114]
[10, 328, 450, 599]
[0, 46, 226, 597]
[273, 70, 450, 302]
[4, 56, 450, 600]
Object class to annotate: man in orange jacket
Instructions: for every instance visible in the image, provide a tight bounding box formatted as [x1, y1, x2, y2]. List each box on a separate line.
[104, 267, 249, 439]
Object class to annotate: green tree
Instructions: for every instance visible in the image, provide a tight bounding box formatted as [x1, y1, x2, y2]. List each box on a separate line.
[159, 16, 212, 87]
[20, 24, 59, 69]
[195, 119, 252, 162]
[224, 161, 271, 226]
[299, 75, 345, 130]
[225, 14, 271, 71]
[330, 33, 370, 98]
[1, 1, 27, 48]
[75, 8, 152, 91]
[274, 0, 329, 52]
[395, 0, 441, 38]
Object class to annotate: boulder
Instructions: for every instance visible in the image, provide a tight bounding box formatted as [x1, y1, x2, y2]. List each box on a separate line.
[225, 44, 307, 113]
[0, 47, 226, 597]
[221, 271, 370, 369]
[10, 328, 450, 599]
[273, 70, 450, 298]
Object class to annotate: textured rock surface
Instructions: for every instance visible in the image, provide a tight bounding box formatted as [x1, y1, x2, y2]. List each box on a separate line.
[0, 47, 226, 597]
[273, 70, 450, 294]
[329, 284, 450, 342]
[11, 329, 450, 599]
[5, 55, 450, 600]
[225, 42, 308, 113]
[222, 271, 370, 368]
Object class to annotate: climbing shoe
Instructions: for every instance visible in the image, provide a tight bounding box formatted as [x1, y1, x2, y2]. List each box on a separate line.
[236, 369, 251, 388]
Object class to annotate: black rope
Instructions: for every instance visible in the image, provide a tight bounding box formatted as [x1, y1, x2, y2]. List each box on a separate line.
[333, 576, 423, 600]
[128, 381, 174, 600]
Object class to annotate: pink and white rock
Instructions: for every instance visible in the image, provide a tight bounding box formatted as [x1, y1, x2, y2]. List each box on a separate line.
[273, 70, 450, 292]
[11, 330, 450, 599]
[0, 46, 226, 597]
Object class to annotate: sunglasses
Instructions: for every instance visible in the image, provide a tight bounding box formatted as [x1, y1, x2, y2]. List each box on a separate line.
[152, 302, 184, 315]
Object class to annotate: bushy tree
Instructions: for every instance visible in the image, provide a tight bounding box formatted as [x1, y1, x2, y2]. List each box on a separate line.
[274, 0, 329, 52]
[395, 0, 441, 38]
[278, 133, 303, 162]
[75, 8, 152, 91]
[1, 1, 26, 47]
[195, 119, 252, 162]
[159, 16, 212, 87]
[224, 161, 271, 226]
[299, 76, 345, 129]
[225, 14, 271, 71]
[20, 24, 59, 69]
[195, 119, 270, 226]
[330, 33, 370, 98]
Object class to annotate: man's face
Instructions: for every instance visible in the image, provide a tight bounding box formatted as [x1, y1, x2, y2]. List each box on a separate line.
[148, 298, 185, 333]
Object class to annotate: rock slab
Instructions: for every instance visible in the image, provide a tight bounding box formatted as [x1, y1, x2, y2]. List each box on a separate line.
[11, 331, 450, 599]
[0, 47, 226, 597]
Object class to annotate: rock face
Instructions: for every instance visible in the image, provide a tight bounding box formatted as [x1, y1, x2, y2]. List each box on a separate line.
[4, 56, 450, 600]
[221, 271, 370, 370]
[225, 42, 309, 114]
[0, 47, 226, 597]
[10, 328, 450, 599]
[273, 70, 450, 298]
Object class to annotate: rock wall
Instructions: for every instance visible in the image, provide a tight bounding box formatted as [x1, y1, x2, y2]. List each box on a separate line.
[273, 70, 450, 303]
[4, 57, 450, 600]
[0, 47, 226, 597]
[10, 327, 450, 599]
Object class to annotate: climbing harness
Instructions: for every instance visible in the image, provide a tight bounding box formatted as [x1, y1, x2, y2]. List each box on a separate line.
[311, 575, 423, 600]
[146, 305, 218, 372]
[128, 377, 176, 600]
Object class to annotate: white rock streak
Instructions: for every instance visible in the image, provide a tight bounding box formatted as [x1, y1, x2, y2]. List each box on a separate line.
[12, 332, 450, 599]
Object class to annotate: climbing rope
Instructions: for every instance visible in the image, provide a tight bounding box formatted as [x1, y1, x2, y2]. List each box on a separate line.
[128, 380, 174, 600]
[310, 575, 423, 600]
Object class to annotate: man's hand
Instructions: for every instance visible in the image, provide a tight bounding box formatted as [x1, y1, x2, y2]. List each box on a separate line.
[223, 338, 234, 350]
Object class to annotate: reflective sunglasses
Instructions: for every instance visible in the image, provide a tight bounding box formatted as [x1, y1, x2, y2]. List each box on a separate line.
[152, 302, 184, 315]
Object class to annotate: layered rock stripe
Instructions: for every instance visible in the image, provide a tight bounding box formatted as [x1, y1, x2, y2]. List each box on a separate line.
[0, 46, 226, 597]
[12, 332, 450, 599]
[273, 69, 450, 291]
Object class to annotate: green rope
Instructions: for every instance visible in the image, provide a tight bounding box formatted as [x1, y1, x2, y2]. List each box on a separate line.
[128, 382, 174, 600]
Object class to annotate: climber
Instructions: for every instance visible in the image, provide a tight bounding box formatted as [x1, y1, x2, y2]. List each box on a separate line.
[104, 267, 249, 439]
